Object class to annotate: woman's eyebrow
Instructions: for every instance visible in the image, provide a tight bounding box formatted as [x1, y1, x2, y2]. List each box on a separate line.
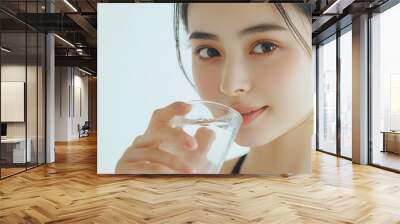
[188, 23, 286, 40]
[239, 23, 286, 37]
[189, 32, 218, 40]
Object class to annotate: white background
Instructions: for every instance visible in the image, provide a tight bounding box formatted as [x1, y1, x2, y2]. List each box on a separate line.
[97, 4, 248, 174]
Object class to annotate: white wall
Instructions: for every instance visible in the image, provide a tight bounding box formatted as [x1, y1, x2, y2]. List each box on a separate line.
[55, 67, 69, 141]
[1, 65, 40, 138]
[55, 67, 89, 141]
[72, 73, 89, 138]
[1, 65, 29, 141]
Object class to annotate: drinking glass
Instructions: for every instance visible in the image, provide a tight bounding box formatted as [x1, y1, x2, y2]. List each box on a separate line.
[167, 100, 242, 174]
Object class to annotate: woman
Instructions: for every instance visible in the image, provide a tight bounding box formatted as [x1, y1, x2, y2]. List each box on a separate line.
[116, 3, 313, 175]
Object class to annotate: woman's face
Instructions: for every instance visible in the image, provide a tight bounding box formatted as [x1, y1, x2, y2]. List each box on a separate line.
[187, 3, 313, 147]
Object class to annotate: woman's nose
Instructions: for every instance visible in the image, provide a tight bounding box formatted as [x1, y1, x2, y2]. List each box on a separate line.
[219, 58, 251, 97]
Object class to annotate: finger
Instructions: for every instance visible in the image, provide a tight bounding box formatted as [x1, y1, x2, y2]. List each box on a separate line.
[125, 147, 193, 173]
[148, 102, 191, 128]
[116, 161, 179, 174]
[194, 127, 215, 157]
[133, 126, 197, 150]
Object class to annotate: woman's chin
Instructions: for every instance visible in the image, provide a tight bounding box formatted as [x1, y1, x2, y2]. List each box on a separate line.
[234, 132, 271, 148]
[235, 124, 286, 148]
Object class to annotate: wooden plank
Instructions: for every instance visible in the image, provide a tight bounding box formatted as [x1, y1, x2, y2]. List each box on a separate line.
[0, 134, 399, 223]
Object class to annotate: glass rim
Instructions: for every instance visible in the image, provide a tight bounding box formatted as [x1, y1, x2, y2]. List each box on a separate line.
[186, 100, 243, 122]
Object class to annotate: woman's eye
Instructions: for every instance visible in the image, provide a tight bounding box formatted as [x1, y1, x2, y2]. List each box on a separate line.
[197, 47, 220, 59]
[251, 42, 277, 54]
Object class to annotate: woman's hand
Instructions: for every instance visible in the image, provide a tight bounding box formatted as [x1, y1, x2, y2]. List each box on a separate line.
[115, 102, 215, 174]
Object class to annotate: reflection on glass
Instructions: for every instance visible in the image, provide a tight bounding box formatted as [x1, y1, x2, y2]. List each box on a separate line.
[371, 3, 400, 171]
[38, 33, 46, 165]
[1, 32, 27, 177]
[27, 31, 38, 169]
[318, 37, 337, 154]
[340, 29, 352, 158]
[25, 0, 43, 170]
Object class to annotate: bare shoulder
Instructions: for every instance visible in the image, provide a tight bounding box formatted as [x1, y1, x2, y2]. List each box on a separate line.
[219, 157, 240, 174]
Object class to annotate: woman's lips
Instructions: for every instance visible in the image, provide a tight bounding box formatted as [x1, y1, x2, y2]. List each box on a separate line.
[233, 105, 268, 127]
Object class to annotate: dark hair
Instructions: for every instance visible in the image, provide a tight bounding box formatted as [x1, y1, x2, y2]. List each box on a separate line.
[173, 3, 312, 88]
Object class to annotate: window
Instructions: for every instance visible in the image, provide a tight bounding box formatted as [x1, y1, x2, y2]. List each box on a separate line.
[340, 28, 352, 158]
[317, 36, 337, 154]
[370, 2, 400, 171]
[0, 1, 47, 179]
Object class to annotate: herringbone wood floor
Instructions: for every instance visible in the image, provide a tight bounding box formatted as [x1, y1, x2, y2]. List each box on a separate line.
[1, 134, 400, 223]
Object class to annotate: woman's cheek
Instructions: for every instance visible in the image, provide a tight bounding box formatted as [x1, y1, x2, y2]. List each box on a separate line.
[249, 57, 290, 94]
[250, 49, 311, 114]
[274, 50, 313, 117]
[193, 63, 221, 101]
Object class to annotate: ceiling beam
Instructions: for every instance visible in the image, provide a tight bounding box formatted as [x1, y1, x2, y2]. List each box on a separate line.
[67, 13, 97, 39]
[55, 55, 96, 70]
[322, 0, 356, 14]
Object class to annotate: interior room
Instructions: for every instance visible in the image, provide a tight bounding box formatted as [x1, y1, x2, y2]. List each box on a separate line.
[0, 0, 399, 223]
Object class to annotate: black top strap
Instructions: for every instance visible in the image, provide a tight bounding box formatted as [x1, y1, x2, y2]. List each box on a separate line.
[231, 154, 247, 174]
